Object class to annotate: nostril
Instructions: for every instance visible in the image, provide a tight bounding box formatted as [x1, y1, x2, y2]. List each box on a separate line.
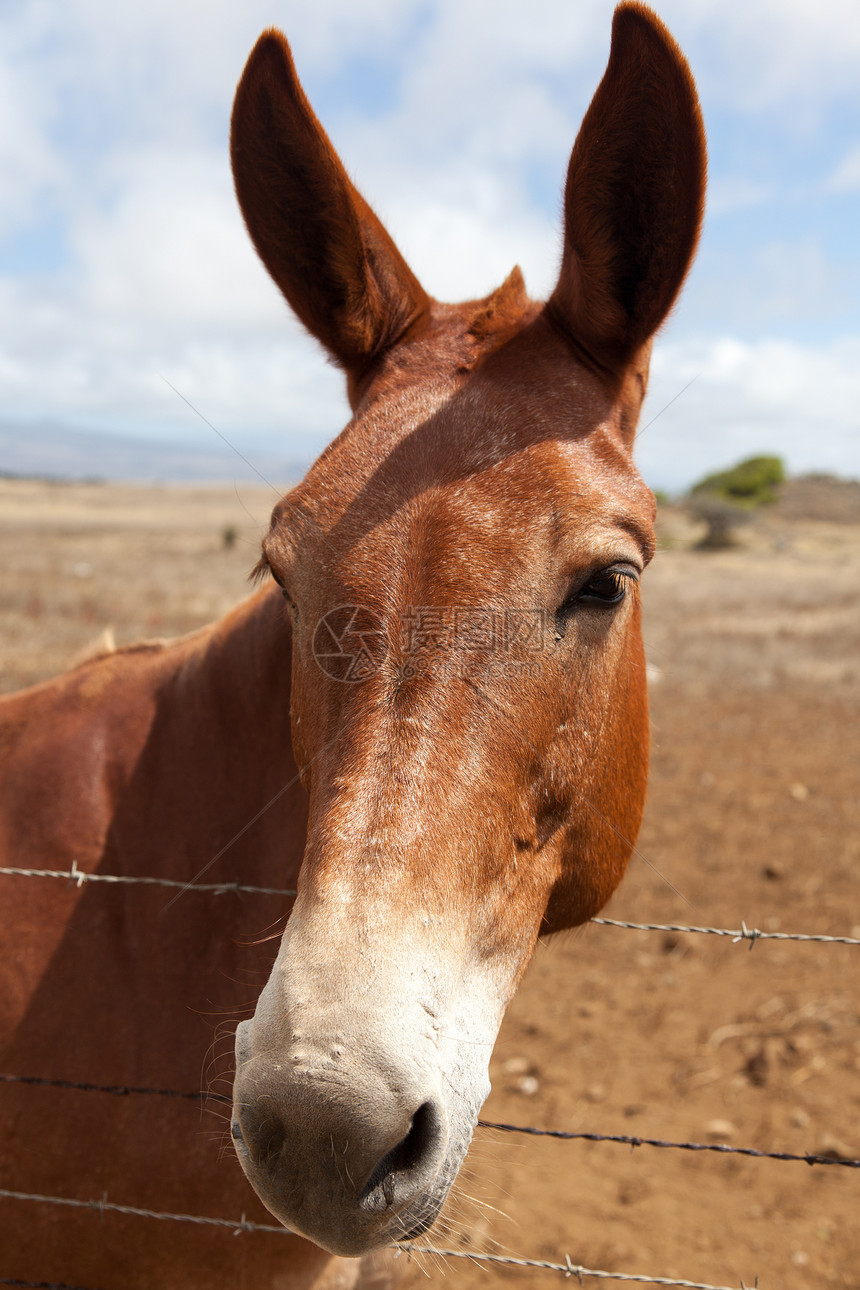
[385, 1101, 437, 1176]
[361, 1100, 446, 1212]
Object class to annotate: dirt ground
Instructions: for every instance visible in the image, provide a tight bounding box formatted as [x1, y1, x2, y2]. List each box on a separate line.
[1, 479, 858, 1289]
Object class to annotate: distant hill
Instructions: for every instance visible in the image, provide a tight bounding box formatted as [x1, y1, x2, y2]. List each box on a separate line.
[0, 421, 309, 488]
[775, 473, 860, 523]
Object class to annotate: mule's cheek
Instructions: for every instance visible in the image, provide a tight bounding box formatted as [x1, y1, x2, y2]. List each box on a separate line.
[538, 626, 650, 932]
[288, 681, 315, 791]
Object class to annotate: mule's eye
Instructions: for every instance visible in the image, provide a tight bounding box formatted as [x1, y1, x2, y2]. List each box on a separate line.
[565, 564, 639, 611]
[269, 569, 296, 610]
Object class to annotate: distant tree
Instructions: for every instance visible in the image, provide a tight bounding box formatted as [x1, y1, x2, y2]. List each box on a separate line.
[686, 455, 785, 550]
[690, 455, 786, 507]
[688, 494, 753, 550]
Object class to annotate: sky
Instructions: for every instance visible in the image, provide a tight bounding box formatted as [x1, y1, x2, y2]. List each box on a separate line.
[1, 0, 859, 493]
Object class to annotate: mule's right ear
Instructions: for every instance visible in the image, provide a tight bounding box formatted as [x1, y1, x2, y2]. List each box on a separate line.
[547, 2, 706, 376]
[231, 31, 429, 382]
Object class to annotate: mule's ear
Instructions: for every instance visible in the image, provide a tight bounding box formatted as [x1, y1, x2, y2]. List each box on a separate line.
[547, 2, 706, 374]
[231, 30, 429, 380]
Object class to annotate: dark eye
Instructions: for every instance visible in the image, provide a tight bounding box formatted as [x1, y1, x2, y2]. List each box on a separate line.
[561, 564, 639, 614]
[269, 570, 297, 611]
[579, 567, 635, 605]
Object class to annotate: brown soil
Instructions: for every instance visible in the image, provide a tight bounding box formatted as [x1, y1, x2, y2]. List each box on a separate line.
[1, 481, 858, 1289]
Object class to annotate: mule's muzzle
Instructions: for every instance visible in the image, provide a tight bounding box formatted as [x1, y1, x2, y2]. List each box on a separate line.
[231, 1022, 453, 1255]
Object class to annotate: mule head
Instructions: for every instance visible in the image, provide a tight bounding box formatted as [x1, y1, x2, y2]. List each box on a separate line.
[230, 2, 705, 1257]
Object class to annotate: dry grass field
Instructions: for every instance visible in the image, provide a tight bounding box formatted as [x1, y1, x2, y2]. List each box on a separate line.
[1, 478, 858, 1288]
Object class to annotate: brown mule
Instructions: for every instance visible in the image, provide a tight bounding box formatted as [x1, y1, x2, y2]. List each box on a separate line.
[0, 4, 705, 1286]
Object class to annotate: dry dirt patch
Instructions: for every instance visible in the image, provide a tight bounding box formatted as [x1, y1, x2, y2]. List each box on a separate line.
[0, 478, 275, 693]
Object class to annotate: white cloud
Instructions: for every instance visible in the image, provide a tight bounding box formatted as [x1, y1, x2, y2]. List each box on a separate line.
[827, 145, 860, 193]
[705, 177, 773, 219]
[381, 182, 560, 304]
[0, 262, 345, 446]
[665, 0, 860, 114]
[71, 147, 282, 326]
[0, 26, 68, 235]
[638, 335, 860, 492]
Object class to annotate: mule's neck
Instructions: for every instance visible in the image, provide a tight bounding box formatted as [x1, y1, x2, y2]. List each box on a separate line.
[103, 584, 306, 889]
[180, 583, 294, 729]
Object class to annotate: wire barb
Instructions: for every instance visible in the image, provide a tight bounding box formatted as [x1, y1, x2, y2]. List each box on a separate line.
[565, 1252, 585, 1282]
[732, 921, 761, 950]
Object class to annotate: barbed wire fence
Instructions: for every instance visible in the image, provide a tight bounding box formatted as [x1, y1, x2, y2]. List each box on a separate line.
[3, 864, 859, 947]
[0, 1177, 763, 1290]
[0, 1072, 856, 1170]
[2, 862, 858, 1289]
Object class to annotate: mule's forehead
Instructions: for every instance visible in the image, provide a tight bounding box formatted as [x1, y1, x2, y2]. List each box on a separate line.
[264, 314, 654, 587]
[270, 443, 651, 624]
[396, 437, 652, 588]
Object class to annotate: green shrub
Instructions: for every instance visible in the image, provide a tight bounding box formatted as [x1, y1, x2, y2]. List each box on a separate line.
[690, 455, 785, 507]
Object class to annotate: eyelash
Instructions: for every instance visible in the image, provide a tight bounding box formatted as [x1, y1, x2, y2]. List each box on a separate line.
[560, 564, 639, 614]
[263, 563, 296, 610]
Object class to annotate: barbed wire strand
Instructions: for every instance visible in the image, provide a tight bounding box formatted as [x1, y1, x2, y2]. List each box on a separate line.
[0, 1072, 230, 1105]
[0, 863, 296, 898]
[477, 1120, 860, 1169]
[398, 1245, 755, 1290]
[0, 1187, 287, 1235]
[1, 1280, 104, 1290]
[591, 917, 860, 948]
[2, 866, 857, 946]
[3, 1072, 857, 1169]
[0, 1189, 752, 1290]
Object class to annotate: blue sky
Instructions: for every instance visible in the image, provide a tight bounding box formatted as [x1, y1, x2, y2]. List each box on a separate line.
[1, 0, 859, 491]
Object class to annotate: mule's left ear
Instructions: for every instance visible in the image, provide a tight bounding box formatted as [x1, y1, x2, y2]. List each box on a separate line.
[547, 2, 706, 375]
